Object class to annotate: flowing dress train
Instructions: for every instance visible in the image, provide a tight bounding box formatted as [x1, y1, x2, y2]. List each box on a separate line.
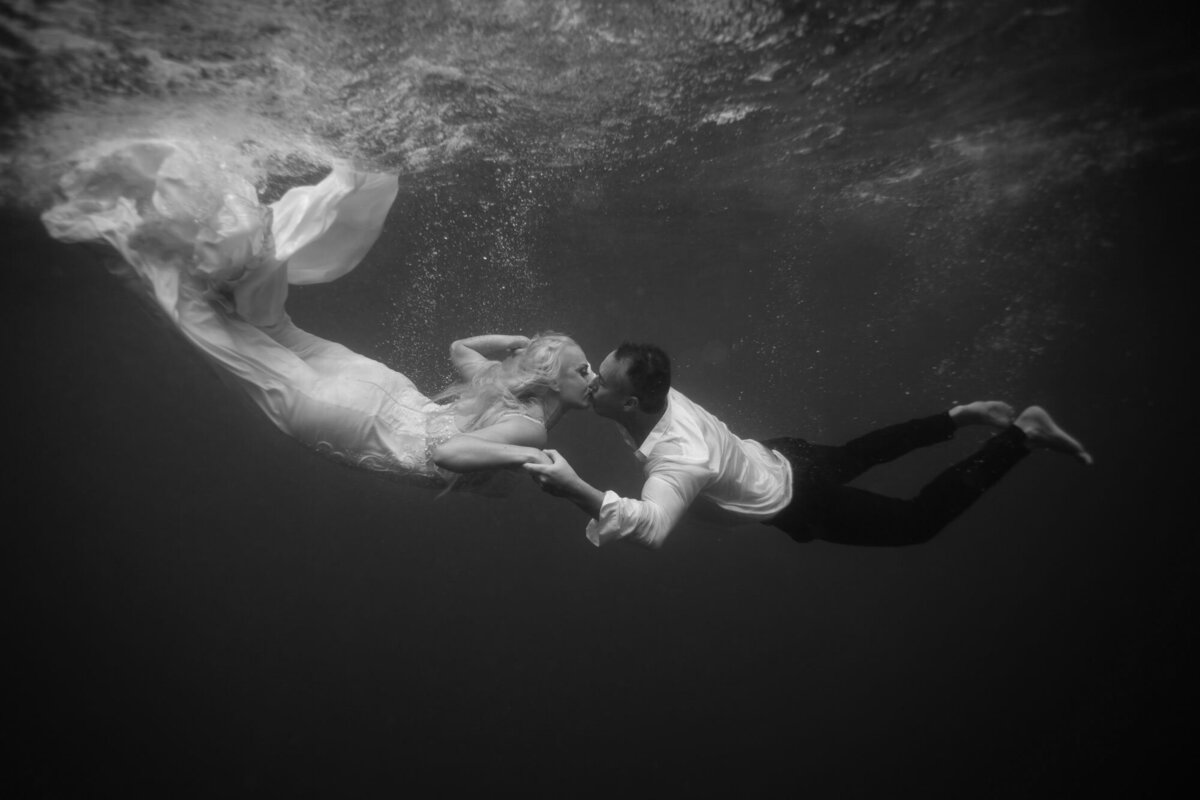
[42, 139, 493, 491]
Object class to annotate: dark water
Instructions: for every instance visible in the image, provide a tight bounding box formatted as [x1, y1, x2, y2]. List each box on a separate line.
[3, 0, 1196, 795]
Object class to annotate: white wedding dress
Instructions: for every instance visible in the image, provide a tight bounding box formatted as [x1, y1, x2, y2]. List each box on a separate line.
[42, 140, 499, 491]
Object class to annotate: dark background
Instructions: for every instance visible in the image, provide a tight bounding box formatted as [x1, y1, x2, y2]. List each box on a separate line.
[5, 152, 1194, 796]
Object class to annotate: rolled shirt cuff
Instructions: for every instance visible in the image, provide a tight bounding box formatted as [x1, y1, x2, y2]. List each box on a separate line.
[585, 490, 627, 547]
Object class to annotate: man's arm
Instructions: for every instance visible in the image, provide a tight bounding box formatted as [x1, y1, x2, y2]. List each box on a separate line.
[525, 450, 708, 549]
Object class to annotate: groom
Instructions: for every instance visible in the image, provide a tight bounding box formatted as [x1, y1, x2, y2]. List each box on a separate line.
[525, 342, 1091, 549]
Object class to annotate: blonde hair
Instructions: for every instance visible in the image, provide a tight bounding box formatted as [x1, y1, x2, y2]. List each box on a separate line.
[437, 331, 578, 431]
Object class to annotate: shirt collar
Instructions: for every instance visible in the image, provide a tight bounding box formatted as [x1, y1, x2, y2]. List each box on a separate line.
[622, 392, 673, 462]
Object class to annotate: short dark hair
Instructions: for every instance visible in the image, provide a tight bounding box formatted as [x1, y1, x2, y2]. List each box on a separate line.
[614, 342, 671, 414]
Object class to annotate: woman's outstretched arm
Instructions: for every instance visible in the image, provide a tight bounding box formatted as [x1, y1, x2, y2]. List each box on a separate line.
[431, 416, 549, 472]
[449, 334, 530, 381]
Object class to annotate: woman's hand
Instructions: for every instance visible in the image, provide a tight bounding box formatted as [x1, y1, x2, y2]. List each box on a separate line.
[504, 335, 531, 359]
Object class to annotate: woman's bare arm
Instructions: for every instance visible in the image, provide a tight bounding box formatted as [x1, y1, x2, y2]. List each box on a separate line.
[449, 334, 530, 381]
[431, 416, 548, 472]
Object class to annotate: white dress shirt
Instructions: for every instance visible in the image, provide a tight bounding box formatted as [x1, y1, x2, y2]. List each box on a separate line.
[586, 389, 793, 548]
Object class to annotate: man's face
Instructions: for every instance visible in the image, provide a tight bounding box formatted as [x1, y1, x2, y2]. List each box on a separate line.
[588, 350, 633, 419]
[556, 343, 595, 411]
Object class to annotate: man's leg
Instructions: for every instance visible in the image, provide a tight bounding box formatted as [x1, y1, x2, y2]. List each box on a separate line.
[764, 404, 1089, 545]
[762, 415, 952, 505]
[808, 425, 1031, 545]
[784, 401, 1015, 486]
[825, 412, 956, 483]
[762, 405, 995, 542]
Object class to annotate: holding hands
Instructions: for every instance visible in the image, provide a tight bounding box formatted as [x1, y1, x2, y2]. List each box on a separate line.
[525, 450, 605, 516]
[525, 449, 581, 496]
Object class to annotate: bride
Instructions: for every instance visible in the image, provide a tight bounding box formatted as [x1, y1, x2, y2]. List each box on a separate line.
[41, 140, 593, 493]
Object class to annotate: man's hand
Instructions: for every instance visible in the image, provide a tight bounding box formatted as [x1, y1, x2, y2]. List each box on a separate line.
[524, 449, 581, 497]
[524, 449, 606, 519]
[524, 448, 553, 466]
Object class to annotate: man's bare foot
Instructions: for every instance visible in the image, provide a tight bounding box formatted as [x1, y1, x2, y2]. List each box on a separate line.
[950, 400, 1015, 429]
[1014, 406, 1093, 465]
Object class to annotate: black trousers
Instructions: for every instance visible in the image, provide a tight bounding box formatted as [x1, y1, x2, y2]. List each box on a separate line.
[762, 413, 1029, 546]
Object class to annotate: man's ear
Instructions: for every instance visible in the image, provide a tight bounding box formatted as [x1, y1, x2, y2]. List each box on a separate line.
[623, 395, 640, 412]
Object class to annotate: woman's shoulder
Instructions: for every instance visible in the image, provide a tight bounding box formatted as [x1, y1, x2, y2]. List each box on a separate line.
[497, 408, 547, 427]
[487, 410, 548, 447]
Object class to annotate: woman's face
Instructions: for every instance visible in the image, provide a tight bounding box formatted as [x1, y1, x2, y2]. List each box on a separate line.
[555, 343, 594, 410]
